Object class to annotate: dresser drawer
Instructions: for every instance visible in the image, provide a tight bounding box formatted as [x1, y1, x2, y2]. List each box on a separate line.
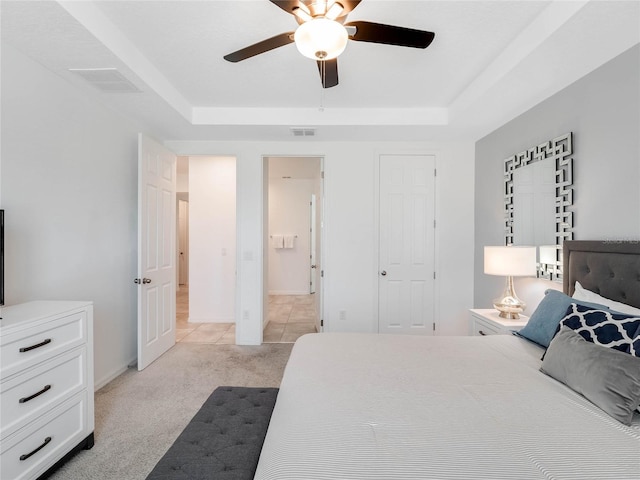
[472, 317, 500, 336]
[0, 393, 87, 480]
[1, 347, 86, 439]
[1, 312, 86, 379]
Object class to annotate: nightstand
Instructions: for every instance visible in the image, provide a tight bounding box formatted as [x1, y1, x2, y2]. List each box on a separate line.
[469, 309, 528, 336]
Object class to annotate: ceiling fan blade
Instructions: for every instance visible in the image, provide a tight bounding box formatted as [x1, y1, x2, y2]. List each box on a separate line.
[317, 59, 338, 88]
[224, 32, 294, 62]
[334, 1, 362, 17]
[269, 1, 302, 15]
[269, 1, 362, 17]
[345, 21, 435, 49]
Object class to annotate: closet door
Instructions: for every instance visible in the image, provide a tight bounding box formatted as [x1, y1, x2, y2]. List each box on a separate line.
[378, 155, 436, 334]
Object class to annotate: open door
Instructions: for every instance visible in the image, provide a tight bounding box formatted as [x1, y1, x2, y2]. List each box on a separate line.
[137, 134, 177, 370]
[313, 163, 324, 333]
[310, 194, 317, 295]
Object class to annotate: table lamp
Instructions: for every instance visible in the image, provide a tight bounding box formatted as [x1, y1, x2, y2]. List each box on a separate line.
[484, 245, 537, 319]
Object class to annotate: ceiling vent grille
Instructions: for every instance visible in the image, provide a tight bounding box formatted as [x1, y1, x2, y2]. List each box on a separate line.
[290, 127, 316, 137]
[69, 68, 141, 93]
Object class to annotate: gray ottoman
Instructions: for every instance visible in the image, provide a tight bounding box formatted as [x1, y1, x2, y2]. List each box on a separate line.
[146, 386, 278, 480]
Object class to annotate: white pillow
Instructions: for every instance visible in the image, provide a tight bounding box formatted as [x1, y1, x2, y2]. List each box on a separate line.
[573, 281, 640, 316]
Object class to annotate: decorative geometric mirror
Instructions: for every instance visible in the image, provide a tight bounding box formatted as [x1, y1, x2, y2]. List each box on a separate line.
[504, 132, 574, 281]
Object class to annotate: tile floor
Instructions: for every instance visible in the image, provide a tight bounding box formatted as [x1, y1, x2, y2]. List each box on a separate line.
[264, 294, 318, 343]
[175, 287, 317, 344]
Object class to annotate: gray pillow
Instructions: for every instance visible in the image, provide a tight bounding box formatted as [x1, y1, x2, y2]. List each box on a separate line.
[540, 326, 640, 425]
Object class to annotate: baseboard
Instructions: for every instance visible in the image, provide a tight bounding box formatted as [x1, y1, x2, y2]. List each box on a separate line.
[94, 356, 136, 391]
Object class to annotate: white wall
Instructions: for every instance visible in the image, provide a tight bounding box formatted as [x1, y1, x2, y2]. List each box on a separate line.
[166, 140, 477, 343]
[1, 44, 140, 388]
[0, 40, 476, 391]
[268, 178, 314, 295]
[474, 45, 640, 314]
[176, 156, 189, 193]
[188, 156, 236, 322]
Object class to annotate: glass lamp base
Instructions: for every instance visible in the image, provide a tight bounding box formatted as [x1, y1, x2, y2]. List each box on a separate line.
[493, 276, 526, 319]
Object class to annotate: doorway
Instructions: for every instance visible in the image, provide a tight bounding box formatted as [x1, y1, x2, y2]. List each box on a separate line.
[264, 156, 323, 342]
[175, 155, 237, 344]
[176, 191, 191, 341]
[177, 195, 189, 288]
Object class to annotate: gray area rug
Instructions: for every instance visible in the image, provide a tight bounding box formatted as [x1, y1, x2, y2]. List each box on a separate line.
[146, 386, 278, 480]
[47, 343, 293, 480]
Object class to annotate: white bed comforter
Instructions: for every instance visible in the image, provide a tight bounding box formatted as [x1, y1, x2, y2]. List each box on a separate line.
[255, 333, 640, 480]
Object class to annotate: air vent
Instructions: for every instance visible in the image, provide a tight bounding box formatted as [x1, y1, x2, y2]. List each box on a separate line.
[290, 127, 316, 137]
[69, 68, 141, 93]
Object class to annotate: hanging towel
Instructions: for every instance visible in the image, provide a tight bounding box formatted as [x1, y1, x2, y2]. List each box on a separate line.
[271, 235, 284, 249]
[284, 235, 295, 249]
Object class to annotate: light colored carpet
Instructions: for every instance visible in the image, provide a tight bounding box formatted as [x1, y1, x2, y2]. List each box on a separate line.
[49, 342, 293, 480]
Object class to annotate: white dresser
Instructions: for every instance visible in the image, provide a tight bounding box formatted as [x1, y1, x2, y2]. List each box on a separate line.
[0, 301, 94, 480]
[469, 308, 528, 336]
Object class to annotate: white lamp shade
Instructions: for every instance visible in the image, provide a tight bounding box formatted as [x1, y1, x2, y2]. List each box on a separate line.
[294, 18, 348, 60]
[484, 246, 537, 277]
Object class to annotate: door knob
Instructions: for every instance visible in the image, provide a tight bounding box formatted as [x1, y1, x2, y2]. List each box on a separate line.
[142, 278, 152, 284]
[311, 265, 317, 268]
[134, 278, 141, 284]
[381, 271, 387, 276]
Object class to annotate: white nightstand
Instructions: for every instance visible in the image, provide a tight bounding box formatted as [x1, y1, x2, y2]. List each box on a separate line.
[469, 309, 528, 336]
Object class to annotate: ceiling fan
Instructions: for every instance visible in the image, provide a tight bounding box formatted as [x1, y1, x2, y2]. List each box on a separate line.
[223, 0, 435, 88]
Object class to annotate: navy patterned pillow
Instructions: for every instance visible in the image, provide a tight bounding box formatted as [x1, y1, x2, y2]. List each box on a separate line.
[560, 304, 640, 356]
[633, 323, 640, 357]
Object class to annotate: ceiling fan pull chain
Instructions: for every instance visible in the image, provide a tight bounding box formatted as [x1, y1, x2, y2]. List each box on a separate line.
[319, 76, 326, 111]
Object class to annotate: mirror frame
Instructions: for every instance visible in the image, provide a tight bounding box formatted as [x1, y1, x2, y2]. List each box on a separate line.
[504, 132, 574, 281]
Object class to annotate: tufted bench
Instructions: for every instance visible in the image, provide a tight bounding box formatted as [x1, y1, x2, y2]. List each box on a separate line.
[146, 386, 279, 480]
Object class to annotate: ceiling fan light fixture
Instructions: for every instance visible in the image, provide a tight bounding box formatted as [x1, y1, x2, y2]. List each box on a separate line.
[294, 18, 348, 60]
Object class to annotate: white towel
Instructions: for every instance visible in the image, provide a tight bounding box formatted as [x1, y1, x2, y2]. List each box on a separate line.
[271, 235, 284, 249]
[284, 235, 295, 249]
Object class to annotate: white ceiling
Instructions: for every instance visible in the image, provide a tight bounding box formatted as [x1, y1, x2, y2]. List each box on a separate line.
[2, 0, 639, 142]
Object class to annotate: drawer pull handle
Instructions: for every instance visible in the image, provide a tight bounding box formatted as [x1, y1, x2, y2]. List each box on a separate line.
[19, 437, 52, 461]
[19, 338, 52, 353]
[19, 385, 52, 404]
[478, 330, 486, 336]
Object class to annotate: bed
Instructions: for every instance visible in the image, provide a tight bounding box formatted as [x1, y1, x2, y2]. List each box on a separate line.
[254, 240, 640, 479]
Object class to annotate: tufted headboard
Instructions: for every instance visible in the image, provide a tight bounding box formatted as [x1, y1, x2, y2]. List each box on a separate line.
[563, 240, 640, 309]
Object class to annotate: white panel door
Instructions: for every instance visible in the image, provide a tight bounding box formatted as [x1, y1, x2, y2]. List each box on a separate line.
[313, 164, 324, 333]
[310, 194, 317, 295]
[178, 199, 189, 285]
[379, 155, 436, 334]
[137, 134, 176, 370]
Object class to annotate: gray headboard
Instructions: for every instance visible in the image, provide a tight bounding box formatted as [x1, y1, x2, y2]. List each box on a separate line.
[563, 240, 640, 309]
